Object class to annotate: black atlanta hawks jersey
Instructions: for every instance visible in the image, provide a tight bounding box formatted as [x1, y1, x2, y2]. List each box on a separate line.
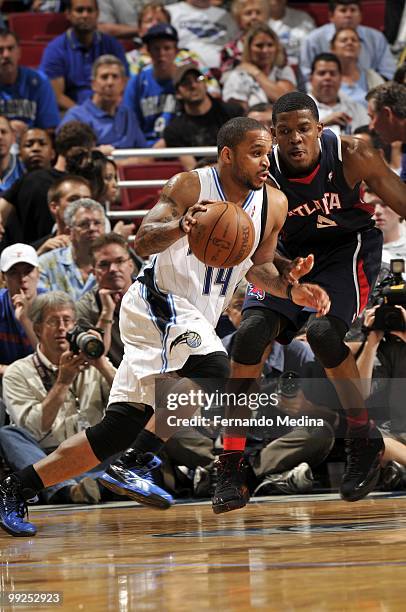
[268, 129, 375, 258]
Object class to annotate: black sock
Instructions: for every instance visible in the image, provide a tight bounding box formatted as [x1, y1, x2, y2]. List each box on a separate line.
[133, 429, 164, 454]
[14, 466, 45, 501]
[120, 430, 164, 466]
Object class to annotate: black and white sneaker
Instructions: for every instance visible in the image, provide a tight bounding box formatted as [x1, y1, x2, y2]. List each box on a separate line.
[253, 463, 314, 496]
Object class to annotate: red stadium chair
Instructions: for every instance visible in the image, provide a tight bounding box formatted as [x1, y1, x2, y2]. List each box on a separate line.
[117, 161, 184, 211]
[18, 41, 47, 68]
[7, 12, 69, 41]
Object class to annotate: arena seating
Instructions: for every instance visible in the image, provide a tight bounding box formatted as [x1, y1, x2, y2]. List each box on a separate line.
[117, 161, 184, 211]
[7, 12, 69, 41]
[18, 40, 47, 68]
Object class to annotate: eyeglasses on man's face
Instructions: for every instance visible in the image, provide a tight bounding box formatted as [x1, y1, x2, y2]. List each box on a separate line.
[73, 219, 104, 230]
[43, 316, 76, 329]
[95, 256, 131, 271]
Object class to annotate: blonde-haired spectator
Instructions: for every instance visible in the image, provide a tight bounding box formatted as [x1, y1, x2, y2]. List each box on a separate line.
[223, 23, 296, 111]
[220, 0, 269, 76]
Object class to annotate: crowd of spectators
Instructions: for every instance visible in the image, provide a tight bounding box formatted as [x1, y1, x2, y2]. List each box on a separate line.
[0, 0, 405, 503]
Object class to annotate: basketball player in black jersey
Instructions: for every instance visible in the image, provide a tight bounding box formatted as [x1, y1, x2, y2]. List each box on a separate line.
[213, 92, 406, 514]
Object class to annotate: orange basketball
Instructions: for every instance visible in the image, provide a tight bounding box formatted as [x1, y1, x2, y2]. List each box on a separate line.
[188, 201, 255, 268]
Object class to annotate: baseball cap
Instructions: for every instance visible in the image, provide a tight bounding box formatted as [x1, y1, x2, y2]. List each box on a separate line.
[0, 243, 39, 273]
[173, 62, 204, 88]
[142, 24, 178, 45]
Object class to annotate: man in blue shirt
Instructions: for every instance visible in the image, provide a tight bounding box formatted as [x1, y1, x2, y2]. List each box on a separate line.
[38, 198, 106, 300]
[0, 243, 45, 375]
[300, 1, 396, 82]
[123, 24, 178, 146]
[58, 55, 147, 149]
[0, 116, 24, 195]
[0, 29, 60, 136]
[40, 0, 129, 112]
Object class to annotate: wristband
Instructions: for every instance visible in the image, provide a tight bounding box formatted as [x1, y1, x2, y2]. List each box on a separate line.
[100, 318, 114, 324]
[286, 283, 294, 300]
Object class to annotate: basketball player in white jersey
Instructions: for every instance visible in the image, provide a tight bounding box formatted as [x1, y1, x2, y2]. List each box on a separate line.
[0, 117, 330, 536]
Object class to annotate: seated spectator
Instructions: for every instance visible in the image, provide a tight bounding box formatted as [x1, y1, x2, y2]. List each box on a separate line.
[38, 198, 105, 300]
[0, 29, 60, 138]
[40, 0, 129, 111]
[309, 53, 368, 136]
[123, 24, 178, 145]
[34, 175, 92, 255]
[356, 305, 406, 490]
[58, 55, 147, 149]
[160, 63, 243, 170]
[330, 27, 384, 108]
[167, 0, 238, 69]
[300, 0, 396, 82]
[19, 128, 55, 173]
[246, 102, 273, 129]
[268, 0, 315, 84]
[126, 2, 221, 96]
[0, 291, 116, 504]
[76, 233, 136, 367]
[0, 121, 96, 248]
[220, 0, 269, 77]
[364, 188, 406, 271]
[0, 116, 24, 195]
[97, 0, 140, 39]
[223, 23, 296, 112]
[0, 244, 45, 377]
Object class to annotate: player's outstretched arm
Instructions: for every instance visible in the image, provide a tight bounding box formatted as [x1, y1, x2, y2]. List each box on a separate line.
[133, 172, 203, 258]
[343, 137, 406, 218]
[246, 187, 330, 314]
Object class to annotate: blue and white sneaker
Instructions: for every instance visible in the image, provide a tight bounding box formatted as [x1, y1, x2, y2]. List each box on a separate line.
[0, 476, 37, 537]
[98, 452, 174, 509]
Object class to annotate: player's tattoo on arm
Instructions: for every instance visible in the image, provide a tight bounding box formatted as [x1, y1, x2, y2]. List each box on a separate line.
[247, 262, 288, 298]
[134, 193, 185, 257]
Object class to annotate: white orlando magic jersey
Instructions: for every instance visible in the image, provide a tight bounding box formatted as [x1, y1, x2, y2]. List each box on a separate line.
[141, 165, 266, 327]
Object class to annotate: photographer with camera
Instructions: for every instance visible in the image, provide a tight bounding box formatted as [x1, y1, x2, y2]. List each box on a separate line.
[0, 291, 115, 504]
[357, 296, 406, 489]
[76, 233, 136, 368]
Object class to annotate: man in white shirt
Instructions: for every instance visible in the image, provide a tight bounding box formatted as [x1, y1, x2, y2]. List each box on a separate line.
[0, 291, 116, 505]
[167, 0, 238, 69]
[309, 53, 368, 136]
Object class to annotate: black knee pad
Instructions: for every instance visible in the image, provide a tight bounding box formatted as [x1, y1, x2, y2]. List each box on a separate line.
[86, 402, 153, 462]
[177, 352, 230, 380]
[306, 315, 349, 368]
[176, 352, 230, 395]
[232, 308, 287, 365]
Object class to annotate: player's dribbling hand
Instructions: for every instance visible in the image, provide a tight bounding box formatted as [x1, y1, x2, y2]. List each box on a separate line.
[180, 201, 212, 233]
[291, 283, 330, 317]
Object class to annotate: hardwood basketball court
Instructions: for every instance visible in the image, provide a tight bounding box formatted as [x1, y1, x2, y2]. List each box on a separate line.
[1, 492, 406, 611]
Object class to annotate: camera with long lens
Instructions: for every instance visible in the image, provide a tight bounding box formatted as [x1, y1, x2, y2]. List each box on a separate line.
[370, 259, 406, 332]
[66, 325, 104, 359]
[277, 370, 301, 398]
